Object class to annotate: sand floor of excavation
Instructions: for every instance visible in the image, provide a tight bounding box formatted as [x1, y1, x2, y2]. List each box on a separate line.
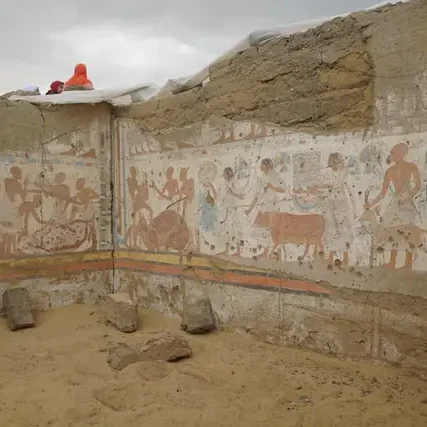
[1, 305, 427, 427]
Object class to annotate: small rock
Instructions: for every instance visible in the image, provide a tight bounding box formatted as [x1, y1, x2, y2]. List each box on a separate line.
[180, 294, 215, 334]
[2, 287, 34, 331]
[137, 331, 192, 362]
[107, 332, 192, 370]
[107, 342, 139, 371]
[101, 293, 138, 333]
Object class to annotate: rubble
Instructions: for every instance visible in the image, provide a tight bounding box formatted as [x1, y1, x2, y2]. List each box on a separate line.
[102, 293, 138, 333]
[107, 331, 192, 370]
[181, 294, 216, 334]
[2, 287, 35, 331]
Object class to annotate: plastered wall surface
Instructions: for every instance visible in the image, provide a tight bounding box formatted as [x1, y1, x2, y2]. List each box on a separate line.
[1, 0, 427, 368]
[112, 0, 427, 368]
[113, 117, 427, 368]
[0, 100, 113, 310]
[116, 120, 427, 276]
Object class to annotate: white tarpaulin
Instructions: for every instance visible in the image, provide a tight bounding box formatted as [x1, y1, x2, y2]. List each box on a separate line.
[9, 83, 156, 105]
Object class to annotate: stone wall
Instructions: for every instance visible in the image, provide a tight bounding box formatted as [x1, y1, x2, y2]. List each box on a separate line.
[0, 100, 114, 310]
[112, 0, 427, 369]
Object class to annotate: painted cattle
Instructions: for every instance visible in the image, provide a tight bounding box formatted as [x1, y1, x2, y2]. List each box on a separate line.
[256, 212, 324, 260]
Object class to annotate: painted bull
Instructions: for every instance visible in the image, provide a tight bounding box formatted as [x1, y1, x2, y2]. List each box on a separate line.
[256, 212, 324, 261]
[125, 209, 190, 252]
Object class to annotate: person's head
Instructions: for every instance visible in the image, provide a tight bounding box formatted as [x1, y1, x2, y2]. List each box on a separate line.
[50, 81, 64, 94]
[389, 142, 408, 164]
[223, 167, 234, 181]
[260, 158, 273, 174]
[76, 178, 85, 190]
[166, 167, 174, 179]
[74, 63, 87, 77]
[179, 167, 188, 181]
[54, 172, 66, 184]
[130, 166, 137, 178]
[10, 166, 22, 180]
[327, 153, 344, 171]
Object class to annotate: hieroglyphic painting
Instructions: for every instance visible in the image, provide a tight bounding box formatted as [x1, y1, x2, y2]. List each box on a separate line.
[116, 118, 427, 272]
[0, 152, 100, 259]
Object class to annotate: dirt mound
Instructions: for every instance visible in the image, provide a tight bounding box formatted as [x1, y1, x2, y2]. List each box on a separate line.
[0, 304, 426, 427]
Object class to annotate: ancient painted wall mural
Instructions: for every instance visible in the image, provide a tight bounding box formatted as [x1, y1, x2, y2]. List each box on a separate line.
[115, 118, 427, 273]
[0, 129, 103, 260]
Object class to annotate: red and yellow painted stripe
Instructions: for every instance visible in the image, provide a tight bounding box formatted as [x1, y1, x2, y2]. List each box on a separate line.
[0, 250, 331, 296]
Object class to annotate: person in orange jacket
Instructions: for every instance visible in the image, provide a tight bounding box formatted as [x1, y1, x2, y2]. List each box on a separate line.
[63, 63, 94, 91]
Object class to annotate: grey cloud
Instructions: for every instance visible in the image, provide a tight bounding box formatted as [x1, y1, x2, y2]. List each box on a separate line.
[1, 0, 381, 92]
[2, 0, 381, 44]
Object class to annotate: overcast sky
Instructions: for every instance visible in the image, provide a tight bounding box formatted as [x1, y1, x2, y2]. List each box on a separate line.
[1, 0, 383, 94]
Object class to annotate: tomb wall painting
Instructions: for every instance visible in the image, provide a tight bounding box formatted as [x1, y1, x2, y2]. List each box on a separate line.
[115, 118, 427, 274]
[0, 123, 106, 262]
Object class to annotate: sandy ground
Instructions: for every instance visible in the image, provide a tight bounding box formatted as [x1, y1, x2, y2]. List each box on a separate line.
[1, 305, 427, 427]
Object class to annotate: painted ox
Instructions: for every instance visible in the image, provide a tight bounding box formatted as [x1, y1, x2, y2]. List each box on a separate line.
[256, 212, 324, 260]
[125, 209, 190, 252]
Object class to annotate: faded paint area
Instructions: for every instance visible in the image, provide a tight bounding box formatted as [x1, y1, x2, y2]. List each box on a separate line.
[112, 116, 427, 368]
[0, 270, 113, 312]
[0, 154, 99, 257]
[0, 101, 113, 309]
[114, 269, 427, 370]
[0, 252, 113, 281]
[116, 119, 427, 276]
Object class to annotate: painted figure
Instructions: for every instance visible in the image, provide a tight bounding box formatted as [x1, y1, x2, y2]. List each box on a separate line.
[0, 167, 27, 256]
[245, 158, 291, 257]
[70, 178, 99, 249]
[198, 162, 219, 234]
[125, 210, 190, 252]
[18, 173, 97, 254]
[152, 166, 180, 203]
[127, 166, 153, 224]
[245, 158, 290, 219]
[179, 167, 195, 217]
[198, 181, 218, 233]
[179, 167, 197, 249]
[18, 195, 42, 237]
[40, 172, 73, 224]
[364, 142, 421, 269]
[308, 153, 356, 266]
[218, 167, 246, 256]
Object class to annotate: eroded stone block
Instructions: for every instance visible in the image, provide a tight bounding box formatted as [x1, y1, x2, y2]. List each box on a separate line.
[181, 295, 216, 335]
[102, 293, 138, 333]
[2, 287, 35, 331]
[107, 331, 192, 370]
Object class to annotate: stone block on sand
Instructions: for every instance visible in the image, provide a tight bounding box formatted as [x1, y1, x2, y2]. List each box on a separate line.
[107, 331, 192, 370]
[2, 287, 35, 331]
[181, 294, 216, 334]
[102, 293, 138, 333]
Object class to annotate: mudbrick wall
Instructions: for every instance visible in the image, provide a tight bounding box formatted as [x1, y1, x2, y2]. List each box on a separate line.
[113, 0, 427, 370]
[0, 100, 114, 310]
